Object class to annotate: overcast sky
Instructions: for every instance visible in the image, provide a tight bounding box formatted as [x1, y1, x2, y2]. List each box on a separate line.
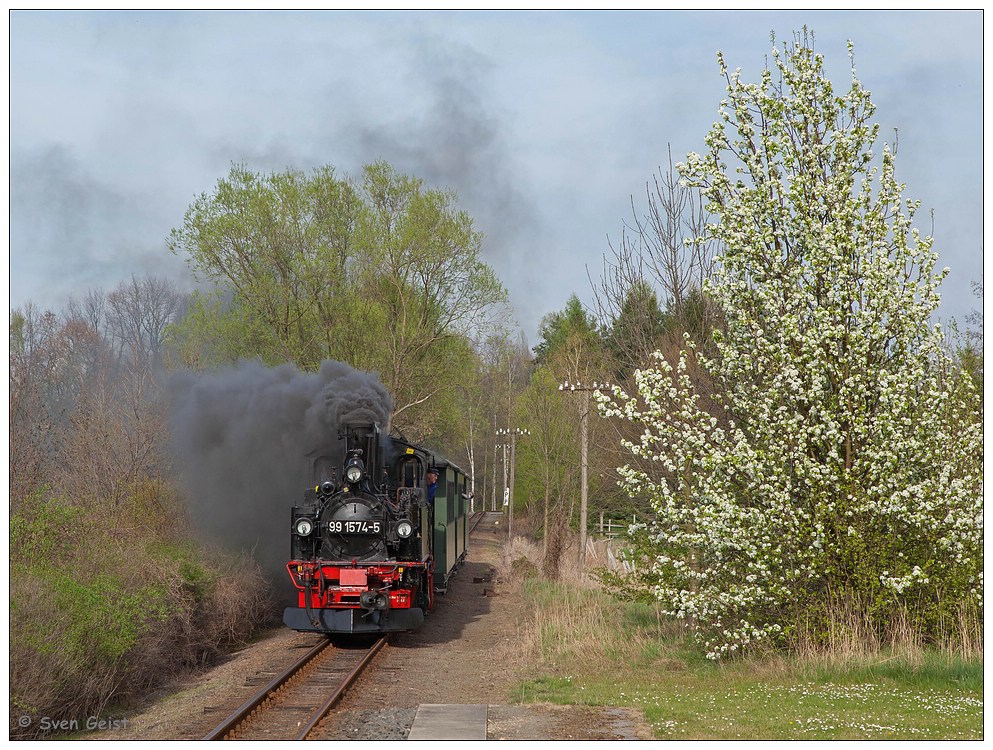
[8, 10, 984, 342]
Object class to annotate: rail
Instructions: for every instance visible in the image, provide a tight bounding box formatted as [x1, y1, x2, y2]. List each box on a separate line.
[293, 636, 386, 739]
[468, 510, 487, 534]
[203, 636, 386, 740]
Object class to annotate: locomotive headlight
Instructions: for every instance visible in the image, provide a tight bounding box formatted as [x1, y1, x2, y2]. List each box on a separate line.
[396, 520, 413, 538]
[295, 518, 314, 536]
[345, 462, 364, 483]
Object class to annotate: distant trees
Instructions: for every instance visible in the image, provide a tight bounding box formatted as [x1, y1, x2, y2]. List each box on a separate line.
[9, 275, 184, 508]
[532, 294, 601, 371]
[603, 280, 668, 381]
[601, 33, 983, 657]
[958, 279, 983, 399]
[518, 294, 619, 574]
[469, 329, 533, 512]
[594, 149, 721, 376]
[9, 277, 269, 736]
[168, 161, 508, 440]
[514, 367, 579, 577]
[105, 274, 184, 372]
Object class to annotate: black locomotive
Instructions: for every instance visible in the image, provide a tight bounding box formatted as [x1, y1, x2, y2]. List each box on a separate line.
[283, 422, 470, 634]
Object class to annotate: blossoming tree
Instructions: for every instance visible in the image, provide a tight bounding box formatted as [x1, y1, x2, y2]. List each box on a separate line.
[599, 32, 983, 658]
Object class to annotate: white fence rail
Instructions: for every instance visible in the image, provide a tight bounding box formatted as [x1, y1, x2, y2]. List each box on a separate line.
[596, 512, 638, 539]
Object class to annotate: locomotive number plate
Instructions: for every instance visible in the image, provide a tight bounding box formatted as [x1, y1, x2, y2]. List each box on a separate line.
[328, 520, 382, 534]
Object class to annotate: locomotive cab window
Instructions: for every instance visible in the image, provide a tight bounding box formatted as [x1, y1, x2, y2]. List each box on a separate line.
[400, 458, 420, 487]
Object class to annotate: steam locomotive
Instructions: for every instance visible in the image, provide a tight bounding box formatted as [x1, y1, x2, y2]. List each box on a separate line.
[283, 422, 470, 634]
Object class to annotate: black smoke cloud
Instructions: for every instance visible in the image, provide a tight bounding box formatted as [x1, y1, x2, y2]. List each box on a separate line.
[319, 38, 548, 337]
[167, 359, 394, 598]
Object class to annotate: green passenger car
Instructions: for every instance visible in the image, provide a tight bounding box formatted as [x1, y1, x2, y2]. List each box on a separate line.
[427, 461, 469, 591]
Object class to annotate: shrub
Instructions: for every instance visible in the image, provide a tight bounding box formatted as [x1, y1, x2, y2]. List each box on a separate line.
[9, 488, 272, 738]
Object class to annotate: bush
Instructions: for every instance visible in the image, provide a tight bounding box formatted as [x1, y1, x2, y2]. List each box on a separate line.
[9, 488, 273, 738]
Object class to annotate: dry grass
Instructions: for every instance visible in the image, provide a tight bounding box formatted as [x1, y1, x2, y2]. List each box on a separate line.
[501, 523, 982, 671]
[497, 526, 679, 672]
[497, 527, 617, 588]
[788, 596, 984, 671]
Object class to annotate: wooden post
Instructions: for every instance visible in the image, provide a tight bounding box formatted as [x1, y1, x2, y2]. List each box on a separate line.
[578, 389, 589, 575]
[509, 432, 517, 539]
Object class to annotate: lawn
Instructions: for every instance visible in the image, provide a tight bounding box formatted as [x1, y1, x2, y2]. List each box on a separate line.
[514, 580, 983, 740]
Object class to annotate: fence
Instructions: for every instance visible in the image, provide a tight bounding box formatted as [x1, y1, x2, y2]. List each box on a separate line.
[597, 512, 638, 539]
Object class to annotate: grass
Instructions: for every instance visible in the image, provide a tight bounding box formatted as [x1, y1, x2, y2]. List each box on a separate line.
[512, 578, 983, 740]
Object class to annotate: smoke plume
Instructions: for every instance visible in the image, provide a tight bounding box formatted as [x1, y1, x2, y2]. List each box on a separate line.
[167, 359, 394, 600]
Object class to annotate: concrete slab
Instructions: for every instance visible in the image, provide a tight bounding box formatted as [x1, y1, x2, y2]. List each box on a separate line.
[408, 704, 488, 740]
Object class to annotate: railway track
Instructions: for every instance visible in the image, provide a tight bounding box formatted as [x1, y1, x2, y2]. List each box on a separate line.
[468, 510, 487, 534]
[204, 513, 495, 741]
[203, 636, 387, 741]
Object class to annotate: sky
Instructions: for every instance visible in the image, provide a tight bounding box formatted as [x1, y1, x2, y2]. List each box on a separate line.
[8, 10, 985, 343]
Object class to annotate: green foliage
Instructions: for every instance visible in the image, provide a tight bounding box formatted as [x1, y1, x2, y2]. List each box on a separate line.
[533, 294, 602, 369]
[11, 494, 165, 695]
[48, 575, 171, 664]
[605, 280, 670, 378]
[9, 489, 82, 558]
[809, 652, 984, 694]
[166, 289, 275, 369]
[955, 339, 983, 410]
[10, 309, 26, 352]
[514, 367, 578, 506]
[167, 160, 507, 442]
[178, 558, 216, 601]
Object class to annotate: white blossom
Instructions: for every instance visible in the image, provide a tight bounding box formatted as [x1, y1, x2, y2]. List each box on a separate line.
[601, 33, 983, 659]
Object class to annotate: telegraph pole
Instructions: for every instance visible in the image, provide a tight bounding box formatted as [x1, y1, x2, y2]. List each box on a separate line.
[491, 443, 499, 511]
[497, 427, 529, 538]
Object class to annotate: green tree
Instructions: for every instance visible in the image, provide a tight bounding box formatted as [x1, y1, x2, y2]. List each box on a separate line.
[354, 162, 507, 431]
[604, 279, 670, 379]
[168, 161, 508, 437]
[471, 329, 532, 511]
[527, 295, 619, 563]
[532, 294, 602, 371]
[603, 32, 982, 658]
[514, 366, 580, 576]
[169, 164, 362, 368]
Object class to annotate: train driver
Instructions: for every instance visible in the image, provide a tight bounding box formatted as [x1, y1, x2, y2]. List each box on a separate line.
[426, 469, 439, 505]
